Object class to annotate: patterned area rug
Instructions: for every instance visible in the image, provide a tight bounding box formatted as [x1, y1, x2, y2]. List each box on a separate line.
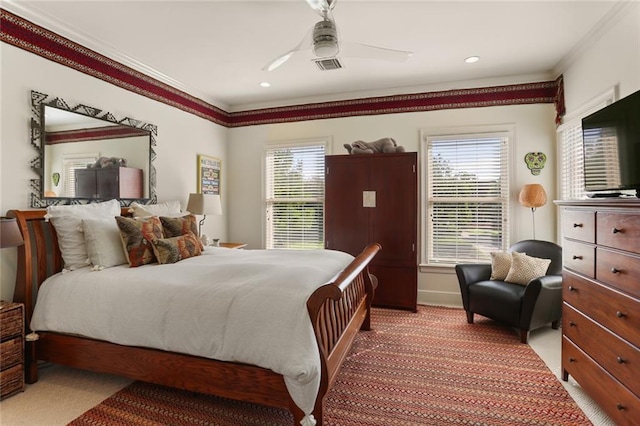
[69, 306, 591, 426]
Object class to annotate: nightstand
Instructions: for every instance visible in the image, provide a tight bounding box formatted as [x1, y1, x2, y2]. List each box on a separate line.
[0, 301, 25, 399]
[219, 242, 247, 249]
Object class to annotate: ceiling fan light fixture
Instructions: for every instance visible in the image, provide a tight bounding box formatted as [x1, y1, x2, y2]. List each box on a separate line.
[312, 19, 339, 57]
[313, 40, 339, 57]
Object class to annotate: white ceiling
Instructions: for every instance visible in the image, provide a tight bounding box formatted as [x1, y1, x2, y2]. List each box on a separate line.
[5, 0, 621, 111]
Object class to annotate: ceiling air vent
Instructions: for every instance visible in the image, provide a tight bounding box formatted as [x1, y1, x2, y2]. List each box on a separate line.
[315, 58, 343, 71]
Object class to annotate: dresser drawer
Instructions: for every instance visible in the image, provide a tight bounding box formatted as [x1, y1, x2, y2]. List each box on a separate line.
[563, 305, 640, 396]
[563, 271, 640, 348]
[0, 363, 23, 399]
[0, 305, 23, 341]
[562, 209, 595, 243]
[562, 337, 640, 426]
[562, 239, 595, 278]
[0, 337, 22, 370]
[597, 212, 640, 254]
[596, 247, 640, 299]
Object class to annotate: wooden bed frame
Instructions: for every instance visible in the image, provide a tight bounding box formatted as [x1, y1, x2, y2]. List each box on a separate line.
[8, 208, 380, 425]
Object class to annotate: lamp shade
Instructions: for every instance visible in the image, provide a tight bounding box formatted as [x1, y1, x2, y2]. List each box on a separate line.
[186, 193, 222, 216]
[519, 184, 547, 208]
[1, 217, 24, 248]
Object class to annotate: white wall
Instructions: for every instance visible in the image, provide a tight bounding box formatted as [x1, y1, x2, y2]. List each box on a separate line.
[228, 103, 558, 306]
[559, 2, 639, 114]
[0, 43, 229, 300]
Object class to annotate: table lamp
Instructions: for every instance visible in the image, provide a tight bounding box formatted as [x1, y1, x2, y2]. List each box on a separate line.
[186, 193, 222, 245]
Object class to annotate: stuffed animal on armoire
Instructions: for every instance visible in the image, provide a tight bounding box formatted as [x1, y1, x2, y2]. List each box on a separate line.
[343, 137, 406, 154]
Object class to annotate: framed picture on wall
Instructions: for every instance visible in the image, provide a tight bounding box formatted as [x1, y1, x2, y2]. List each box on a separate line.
[197, 154, 221, 195]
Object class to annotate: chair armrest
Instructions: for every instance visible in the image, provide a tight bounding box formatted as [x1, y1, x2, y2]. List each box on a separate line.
[455, 264, 492, 287]
[455, 264, 492, 311]
[536, 274, 563, 290]
[521, 274, 563, 330]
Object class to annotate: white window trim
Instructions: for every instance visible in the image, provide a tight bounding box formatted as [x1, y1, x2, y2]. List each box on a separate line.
[262, 137, 332, 249]
[419, 125, 515, 269]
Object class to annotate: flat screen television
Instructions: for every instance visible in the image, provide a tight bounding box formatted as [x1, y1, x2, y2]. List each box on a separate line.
[581, 89, 640, 197]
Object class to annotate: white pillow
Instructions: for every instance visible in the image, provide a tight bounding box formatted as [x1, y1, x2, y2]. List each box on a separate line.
[49, 216, 90, 270]
[490, 251, 513, 280]
[505, 252, 552, 285]
[45, 199, 120, 220]
[129, 201, 182, 217]
[82, 218, 128, 268]
[46, 199, 121, 270]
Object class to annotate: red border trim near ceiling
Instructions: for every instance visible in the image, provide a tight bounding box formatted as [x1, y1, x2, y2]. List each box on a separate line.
[1, 8, 565, 128]
[46, 125, 150, 144]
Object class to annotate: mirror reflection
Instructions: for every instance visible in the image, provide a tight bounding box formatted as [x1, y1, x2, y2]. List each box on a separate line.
[29, 90, 157, 207]
[43, 106, 151, 199]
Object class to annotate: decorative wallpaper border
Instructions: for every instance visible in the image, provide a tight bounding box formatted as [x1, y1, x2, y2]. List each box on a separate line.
[1, 8, 565, 128]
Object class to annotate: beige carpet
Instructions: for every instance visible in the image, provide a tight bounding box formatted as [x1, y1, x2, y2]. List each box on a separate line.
[0, 306, 615, 426]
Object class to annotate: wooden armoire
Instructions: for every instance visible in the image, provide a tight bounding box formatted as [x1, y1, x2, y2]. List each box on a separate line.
[325, 152, 417, 311]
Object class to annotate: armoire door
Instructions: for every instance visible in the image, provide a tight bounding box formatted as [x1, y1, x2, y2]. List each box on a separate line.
[368, 153, 417, 311]
[324, 155, 370, 256]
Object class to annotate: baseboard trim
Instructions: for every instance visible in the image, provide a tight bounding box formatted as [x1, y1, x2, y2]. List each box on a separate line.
[417, 290, 462, 308]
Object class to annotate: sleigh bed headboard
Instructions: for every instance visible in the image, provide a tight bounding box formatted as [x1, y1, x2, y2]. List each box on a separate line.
[7, 208, 131, 329]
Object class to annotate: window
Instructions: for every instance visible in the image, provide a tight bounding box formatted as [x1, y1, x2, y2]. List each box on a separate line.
[421, 130, 510, 265]
[265, 140, 327, 249]
[62, 153, 98, 197]
[557, 88, 615, 200]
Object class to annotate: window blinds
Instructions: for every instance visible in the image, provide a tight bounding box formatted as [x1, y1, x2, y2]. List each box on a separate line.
[426, 134, 509, 264]
[265, 143, 326, 249]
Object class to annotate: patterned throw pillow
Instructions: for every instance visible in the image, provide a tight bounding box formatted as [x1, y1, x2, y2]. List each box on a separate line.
[151, 233, 202, 264]
[160, 214, 203, 250]
[490, 251, 513, 280]
[504, 252, 552, 285]
[115, 216, 164, 267]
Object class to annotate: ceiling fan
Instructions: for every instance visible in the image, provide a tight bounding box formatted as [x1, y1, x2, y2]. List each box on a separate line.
[262, 0, 413, 71]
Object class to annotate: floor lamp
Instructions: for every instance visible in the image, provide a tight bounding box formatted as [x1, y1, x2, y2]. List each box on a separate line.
[519, 184, 547, 240]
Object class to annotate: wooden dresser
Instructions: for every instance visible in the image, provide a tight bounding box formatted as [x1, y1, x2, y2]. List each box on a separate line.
[0, 301, 25, 399]
[556, 199, 639, 425]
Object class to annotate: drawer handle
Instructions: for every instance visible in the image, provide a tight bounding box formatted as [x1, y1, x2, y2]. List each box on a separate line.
[569, 321, 576, 327]
[568, 357, 576, 363]
[611, 267, 620, 274]
[568, 286, 576, 292]
[612, 227, 622, 234]
[572, 255, 582, 260]
[616, 403, 625, 411]
[616, 311, 626, 318]
[616, 357, 626, 364]
[573, 223, 583, 228]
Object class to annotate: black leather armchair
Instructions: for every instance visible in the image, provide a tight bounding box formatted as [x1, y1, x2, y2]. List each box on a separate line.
[455, 240, 563, 343]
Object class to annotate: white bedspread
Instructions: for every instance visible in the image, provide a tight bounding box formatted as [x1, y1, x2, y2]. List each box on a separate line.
[30, 247, 355, 420]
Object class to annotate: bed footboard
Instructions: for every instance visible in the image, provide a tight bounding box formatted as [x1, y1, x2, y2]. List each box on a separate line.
[306, 243, 381, 424]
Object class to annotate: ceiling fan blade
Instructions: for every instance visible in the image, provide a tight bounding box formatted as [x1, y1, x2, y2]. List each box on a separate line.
[262, 28, 313, 72]
[262, 49, 299, 72]
[340, 41, 413, 63]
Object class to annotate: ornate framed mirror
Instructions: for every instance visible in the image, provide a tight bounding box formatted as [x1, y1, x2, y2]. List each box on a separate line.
[29, 91, 157, 207]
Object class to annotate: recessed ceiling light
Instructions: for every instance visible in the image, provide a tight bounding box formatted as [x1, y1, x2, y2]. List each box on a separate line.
[260, 82, 271, 88]
[465, 56, 480, 64]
